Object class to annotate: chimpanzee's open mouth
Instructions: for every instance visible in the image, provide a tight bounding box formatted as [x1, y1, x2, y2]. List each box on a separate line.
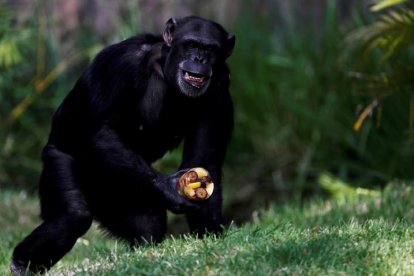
[182, 70, 209, 87]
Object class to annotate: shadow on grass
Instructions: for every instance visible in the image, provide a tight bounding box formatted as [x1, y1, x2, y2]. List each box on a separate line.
[243, 231, 378, 274]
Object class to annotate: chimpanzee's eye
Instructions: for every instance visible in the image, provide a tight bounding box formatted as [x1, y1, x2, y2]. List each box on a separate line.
[205, 45, 218, 54]
[187, 41, 196, 49]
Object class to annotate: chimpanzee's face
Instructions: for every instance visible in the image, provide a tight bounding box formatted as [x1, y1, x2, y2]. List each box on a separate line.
[163, 16, 235, 97]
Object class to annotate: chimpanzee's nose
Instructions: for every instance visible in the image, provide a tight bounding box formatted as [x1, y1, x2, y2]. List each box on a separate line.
[193, 56, 205, 64]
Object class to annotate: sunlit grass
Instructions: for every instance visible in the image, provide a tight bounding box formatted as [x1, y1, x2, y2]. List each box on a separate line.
[1, 183, 414, 275]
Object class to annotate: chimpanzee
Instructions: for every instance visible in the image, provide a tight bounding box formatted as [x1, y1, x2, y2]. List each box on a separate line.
[11, 16, 235, 275]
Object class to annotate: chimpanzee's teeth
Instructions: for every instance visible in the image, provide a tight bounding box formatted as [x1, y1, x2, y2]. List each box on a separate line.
[184, 72, 204, 83]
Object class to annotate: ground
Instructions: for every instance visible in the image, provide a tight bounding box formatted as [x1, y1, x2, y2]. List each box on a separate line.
[1, 182, 414, 275]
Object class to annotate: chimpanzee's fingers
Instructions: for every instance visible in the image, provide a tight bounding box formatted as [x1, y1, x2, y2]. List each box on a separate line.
[170, 169, 190, 180]
[164, 193, 200, 214]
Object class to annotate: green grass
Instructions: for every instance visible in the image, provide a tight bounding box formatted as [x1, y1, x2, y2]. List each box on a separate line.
[1, 183, 414, 275]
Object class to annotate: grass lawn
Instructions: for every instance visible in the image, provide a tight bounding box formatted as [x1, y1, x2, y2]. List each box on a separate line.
[1, 183, 414, 275]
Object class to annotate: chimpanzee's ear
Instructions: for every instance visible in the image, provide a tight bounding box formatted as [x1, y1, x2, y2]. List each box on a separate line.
[224, 34, 236, 58]
[163, 18, 177, 47]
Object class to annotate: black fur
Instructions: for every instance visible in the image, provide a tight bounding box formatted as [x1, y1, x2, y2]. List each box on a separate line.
[11, 16, 235, 274]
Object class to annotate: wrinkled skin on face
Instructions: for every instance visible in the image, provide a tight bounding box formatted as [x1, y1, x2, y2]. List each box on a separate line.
[163, 16, 235, 97]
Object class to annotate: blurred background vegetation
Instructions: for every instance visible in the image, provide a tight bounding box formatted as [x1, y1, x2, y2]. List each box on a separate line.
[0, 0, 413, 226]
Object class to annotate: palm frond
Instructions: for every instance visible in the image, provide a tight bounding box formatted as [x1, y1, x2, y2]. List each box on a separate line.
[350, 67, 414, 93]
[347, 6, 414, 132]
[347, 6, 414, 62]
[0, 40, 23, 68]
[0, 7, 32, 68]
[371, 0, 407, 12]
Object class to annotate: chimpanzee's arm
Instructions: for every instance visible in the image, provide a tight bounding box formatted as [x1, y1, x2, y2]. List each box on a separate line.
[180, 118, 232, 182]
[93, 123, 158, 183]
[93, 123, 197, 213]
[180, 92, 234, 236]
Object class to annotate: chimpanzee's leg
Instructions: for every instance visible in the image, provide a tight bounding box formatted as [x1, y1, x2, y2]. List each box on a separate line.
[11, 145, 92, 275]
[100, 207, 167, 248]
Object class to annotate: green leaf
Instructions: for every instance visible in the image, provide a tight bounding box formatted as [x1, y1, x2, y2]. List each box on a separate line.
[0, 40, 23, 68]
[371, 0, 407, 12]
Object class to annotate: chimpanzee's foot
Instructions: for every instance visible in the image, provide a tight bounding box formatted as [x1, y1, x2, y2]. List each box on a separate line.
[11, 258, 29, 276]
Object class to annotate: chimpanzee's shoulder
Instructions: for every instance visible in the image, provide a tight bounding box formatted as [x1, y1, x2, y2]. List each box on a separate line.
[122, 33, 163, 47]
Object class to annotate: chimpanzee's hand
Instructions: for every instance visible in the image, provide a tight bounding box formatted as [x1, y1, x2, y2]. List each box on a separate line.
[153, 169, 199, 214]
